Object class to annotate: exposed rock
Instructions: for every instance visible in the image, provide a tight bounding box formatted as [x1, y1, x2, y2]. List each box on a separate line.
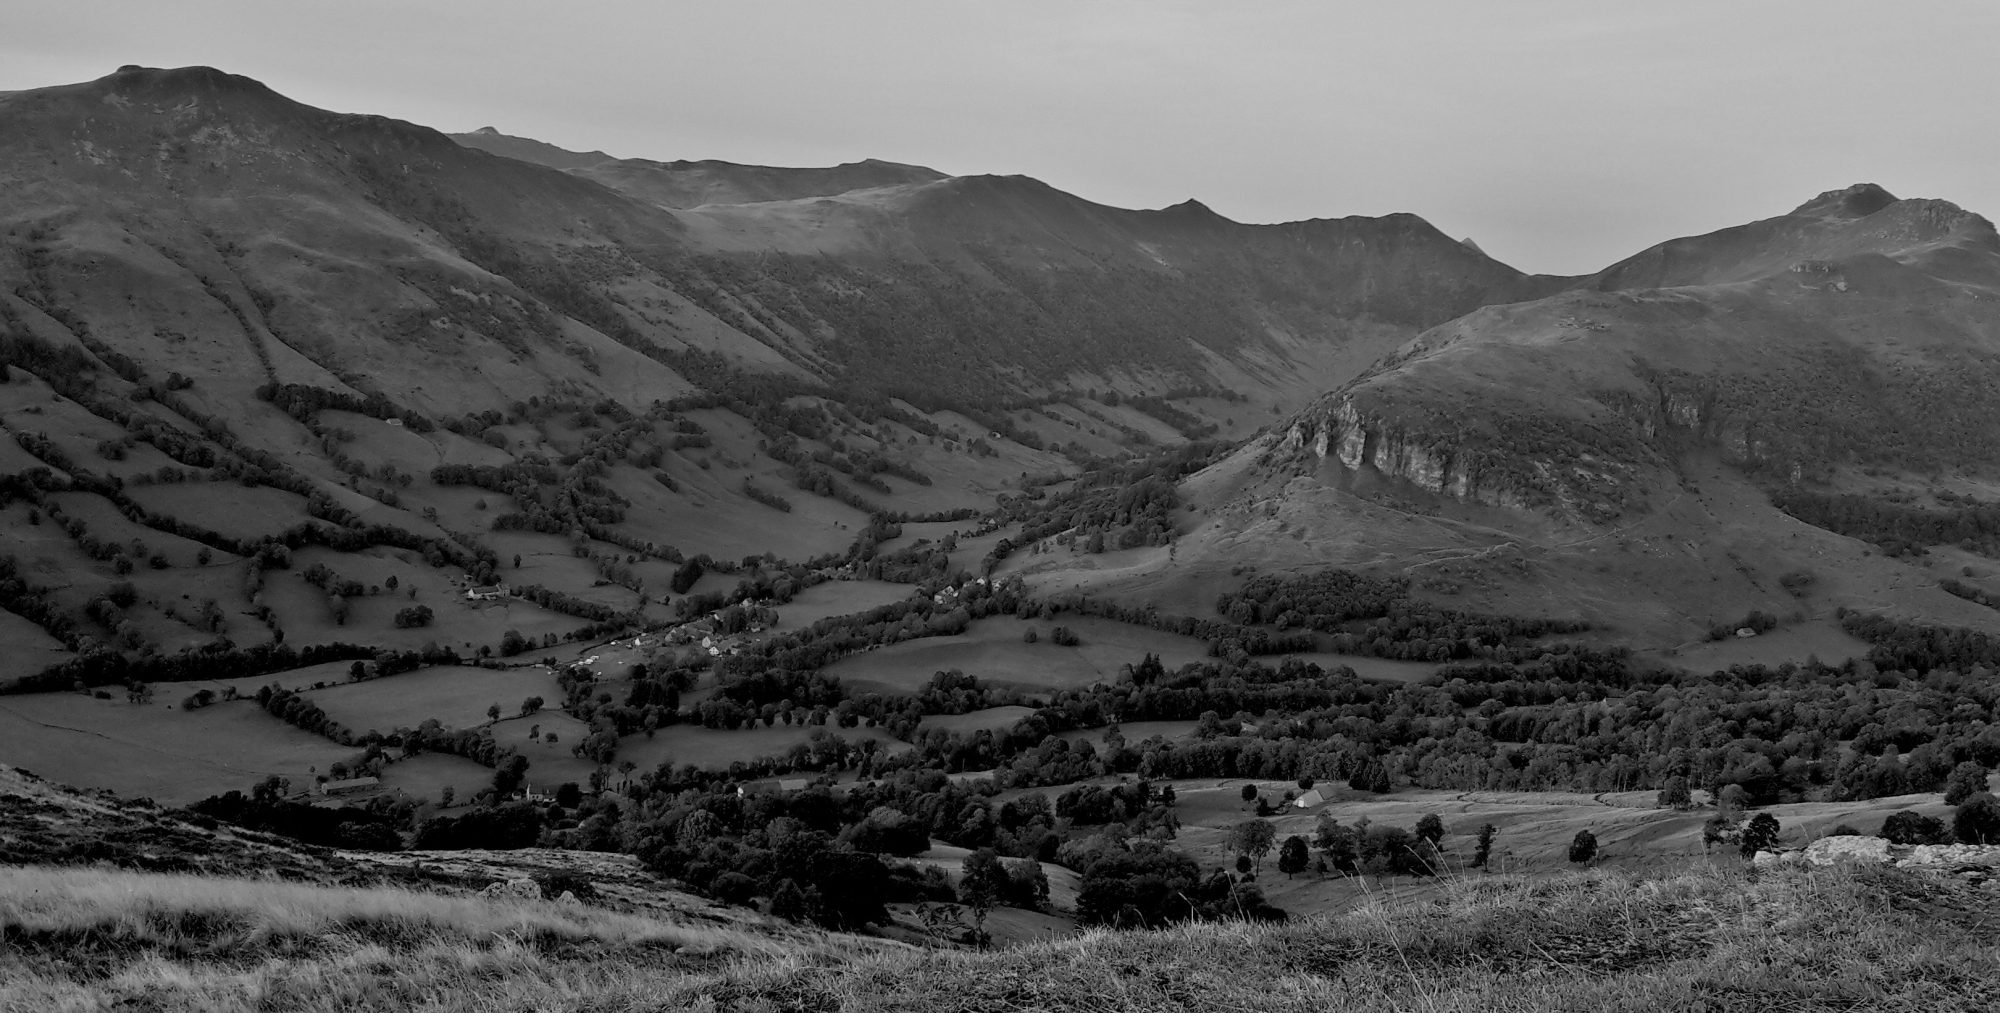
[1898, 844, 2000, 868]
[1801, 836, 1892, 866]
[482, 878, 543, 902]
[557, 890, 582, 906]
[1751, 850, 1801, 867]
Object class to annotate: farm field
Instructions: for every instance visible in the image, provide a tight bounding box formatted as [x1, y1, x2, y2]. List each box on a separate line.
[185, 660, 375, 697]
[262, 566, 593, 655]
[304, 665, 563, 733]
[771, 579, 913, 629]
[618, 721, 906, 774]
[0, 694, 352, 805]
[376, 752, 494, 808]
[491, 712, 599, 789]
[915, 706, 1040, 735]
[825, 614, 1214, 696]
[0, 610, 72, 686]
[1055, 719, 1198, 747]
[125, 483, 313, 541]
[1652, 615, 1873, 670]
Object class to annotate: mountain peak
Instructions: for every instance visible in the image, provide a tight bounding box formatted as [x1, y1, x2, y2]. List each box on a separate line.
[102, 64, 280, 100]
[1792, 182, 1898, 219]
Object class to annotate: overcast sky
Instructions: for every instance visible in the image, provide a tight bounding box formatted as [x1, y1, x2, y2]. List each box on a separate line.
[7, 1, 1996, 273]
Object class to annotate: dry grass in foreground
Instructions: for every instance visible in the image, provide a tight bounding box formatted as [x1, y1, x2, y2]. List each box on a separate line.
[3, 860, 1995, 1011]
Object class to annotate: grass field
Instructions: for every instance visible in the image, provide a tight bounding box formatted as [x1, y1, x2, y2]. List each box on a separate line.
[825, 614, 1214, 696]
[0, 695, 352, 805]
[618, 721, 905, 774]
[1055, 719, 1198, 747]
[304, 665, 564, 734]
[261, 562, 591, 655]
[491, 712, 600, 789]
[0, 609, 73, 686]
[916, 705, 1040, 735]
[774, 579, 914, 629]
[126, 482, 314, 541]
[377, 752, 497, 808]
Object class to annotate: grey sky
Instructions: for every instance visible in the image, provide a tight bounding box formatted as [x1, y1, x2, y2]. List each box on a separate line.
[7, 1, 1996, 274]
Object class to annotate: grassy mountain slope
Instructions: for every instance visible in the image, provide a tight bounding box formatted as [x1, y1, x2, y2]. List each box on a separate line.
[1003, 185, 2000, 647]
[5, 854, 1992, 1011]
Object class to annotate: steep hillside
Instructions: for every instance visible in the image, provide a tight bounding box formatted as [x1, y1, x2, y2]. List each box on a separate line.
[0, 64, 1567, 459]
[1007, 186, 2000, 645]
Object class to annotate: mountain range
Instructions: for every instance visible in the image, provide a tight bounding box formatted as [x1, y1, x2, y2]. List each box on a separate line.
[4, 64, 2000, 658]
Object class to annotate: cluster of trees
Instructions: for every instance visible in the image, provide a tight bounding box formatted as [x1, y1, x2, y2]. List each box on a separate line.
[257, 381, 433, 432]
[1213, 569, 1592, 662]
[1940, 578, 2000, 613]
[1772, 489, 2000, 558]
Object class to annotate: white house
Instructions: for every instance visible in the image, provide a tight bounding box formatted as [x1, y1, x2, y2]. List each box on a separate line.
[1293, 788, 1325, 809]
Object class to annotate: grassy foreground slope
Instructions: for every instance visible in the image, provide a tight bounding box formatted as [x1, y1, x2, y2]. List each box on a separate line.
[5, 861, 1994, 1012]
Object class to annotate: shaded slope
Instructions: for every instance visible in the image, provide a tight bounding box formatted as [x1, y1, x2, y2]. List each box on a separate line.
[3, 65, 1551, 414]
[1279, 185, 2000, 521]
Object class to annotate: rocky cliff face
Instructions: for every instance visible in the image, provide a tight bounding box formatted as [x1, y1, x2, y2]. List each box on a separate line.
[1278, 394, 1647, 523]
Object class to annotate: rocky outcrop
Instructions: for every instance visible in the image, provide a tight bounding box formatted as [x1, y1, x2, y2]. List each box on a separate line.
[1279, 395, 1643, 522]
[1798, 836, 1892, 865]
[1762, 836, 2000, 888]
[481, 878, 544, 902]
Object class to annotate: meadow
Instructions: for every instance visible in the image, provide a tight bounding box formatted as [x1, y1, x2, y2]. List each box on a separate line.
[0, 694, 352, 805]
[304, 665, 564, 734]
[826, 614, 1215, 696]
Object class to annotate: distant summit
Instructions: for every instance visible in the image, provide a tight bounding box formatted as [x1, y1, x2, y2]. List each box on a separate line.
[1792, 182, 1899, 218]
[449, 126, 614, 169]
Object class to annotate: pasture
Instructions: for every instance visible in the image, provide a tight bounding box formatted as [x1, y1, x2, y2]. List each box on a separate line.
[915, 706, 1040, 735]
[126, 483, 313, 542]
[773, 579, 913, 629]
[825, 614, 1213, 696]
[376, 752, 494, 808]
[491, 711, 600, 789]
[0, 694, 353, 805]
[618, 721, 905, 774]
[304, 665, 563, 733]
[0, 610, 73, 686]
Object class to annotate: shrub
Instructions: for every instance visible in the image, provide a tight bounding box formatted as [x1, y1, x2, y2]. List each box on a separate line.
[1955, 793, 2000, 844]
[1568, 830, 1598, 864]
[1942, 762, 1989, 807]
[1880, 810, 1950, 846]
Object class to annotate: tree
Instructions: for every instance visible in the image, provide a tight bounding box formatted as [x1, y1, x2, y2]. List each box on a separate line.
[1277, 835, 1309, 879]
[499, 629, 529, 657]
[1701, 814, 1738, 852]
[1956, 792, 2000, 844]
[520, 696, 545, 716]
[1739, 813, 1781, 858]
[1880, 810, 1949, 845]
[958, 848, 1006, 945]
[486, 703, 502, 723]
[1943, 762, 1990, 806]
[1656, 775, 1693, 810]
[770, 879, 814, 923]
[1229, 819, 1277, 869]
[251, 775, 289, 804]
[1568, 830, 1598, 864]
[1414, 814, 1444, 851]
[1472, 823, 1497, 869]
[1240, 783, 1258, 804]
